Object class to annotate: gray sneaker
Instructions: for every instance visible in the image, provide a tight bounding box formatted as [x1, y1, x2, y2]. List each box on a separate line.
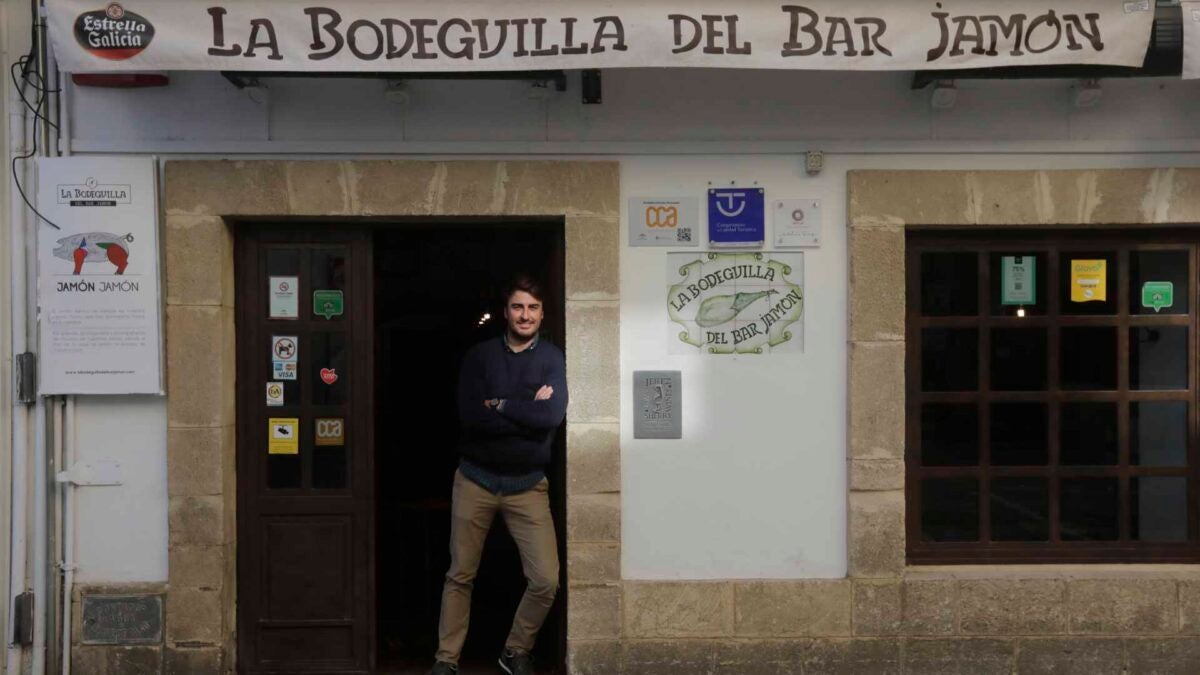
[498, 648, 534, 675]
[428, 661, 458, 675]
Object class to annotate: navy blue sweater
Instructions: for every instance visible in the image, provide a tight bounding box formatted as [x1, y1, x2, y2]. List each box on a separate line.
[457, 335, 568, 476]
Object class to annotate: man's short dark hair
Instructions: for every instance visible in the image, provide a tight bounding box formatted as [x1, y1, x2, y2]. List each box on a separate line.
[503, 273, 546, 304]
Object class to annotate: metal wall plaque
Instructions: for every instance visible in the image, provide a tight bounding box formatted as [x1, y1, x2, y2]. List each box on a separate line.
[81, 594, 163, 645]
[634, 370, 681, 439]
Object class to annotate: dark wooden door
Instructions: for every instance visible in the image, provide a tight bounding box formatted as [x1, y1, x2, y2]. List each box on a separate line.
[236, 225, 374, 674]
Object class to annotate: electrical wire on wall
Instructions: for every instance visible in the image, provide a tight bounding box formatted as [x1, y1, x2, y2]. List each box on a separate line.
[10, 8, 61, 229]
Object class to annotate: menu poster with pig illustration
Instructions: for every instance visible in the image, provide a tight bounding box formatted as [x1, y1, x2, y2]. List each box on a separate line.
[37, 156, 162, 394]
[667, 252, 803, 355]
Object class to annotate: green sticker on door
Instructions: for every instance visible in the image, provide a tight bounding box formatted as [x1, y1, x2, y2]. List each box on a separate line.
[1142, 282, 1174, 313]
[313, 290, 344, 319]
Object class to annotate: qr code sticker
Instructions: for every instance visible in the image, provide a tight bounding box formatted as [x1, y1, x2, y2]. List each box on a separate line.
[677, 228, 692, 242]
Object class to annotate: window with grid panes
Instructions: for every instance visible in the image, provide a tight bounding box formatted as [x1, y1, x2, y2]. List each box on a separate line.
[907, 231, 1200, 563]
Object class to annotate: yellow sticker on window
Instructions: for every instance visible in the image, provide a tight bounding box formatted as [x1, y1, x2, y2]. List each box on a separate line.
[268, 418, 299, 455]
[1070, 259, 1107, 303]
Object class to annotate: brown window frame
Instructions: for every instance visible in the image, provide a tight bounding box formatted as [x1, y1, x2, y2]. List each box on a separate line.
[906, 229, 1200, 564]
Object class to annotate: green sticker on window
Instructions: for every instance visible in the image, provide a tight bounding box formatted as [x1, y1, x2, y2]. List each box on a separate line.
[313, 290, 344, 319]
[1001, 255, 1036, 305]
[1141, 282, 1173, 313]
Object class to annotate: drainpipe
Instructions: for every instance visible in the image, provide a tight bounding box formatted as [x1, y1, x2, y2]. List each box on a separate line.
[7, 38, 32, 675]
[59, 397, 75, 675]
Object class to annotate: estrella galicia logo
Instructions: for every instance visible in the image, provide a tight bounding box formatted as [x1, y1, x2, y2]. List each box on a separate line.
[74, 3, 154, 60]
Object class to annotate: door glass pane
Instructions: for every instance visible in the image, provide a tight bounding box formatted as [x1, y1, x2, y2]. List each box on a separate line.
[268, 455, 301, 489]
[1061, 478, 1119, 541]
[311, 248, 348, 322]
[921, 252, 978, 317]
[991, 478, 1049, 541]
[922, 328, 979, 392]
[921, 479, 979, 542]
[311, 332, 348, 405]
[1060, 327, 1117, 390]
[1060, 402, 1118, 466]
[1132, 401, 1188, 466]
[990, 403, 1048, 466]
[267, 248, 300, 276]
[990, 252, 1047, 317]
[1130, 326, 1188, 390]
[921, 404, 978, 466]
[1060, 252, 1117, 316]
[1130, 250, 1189, 316]
[267, 334, 300, 409]
[1131, 477, 1188, 542]
[991, 327, 1047, 391]
[313, 447, 348, 490]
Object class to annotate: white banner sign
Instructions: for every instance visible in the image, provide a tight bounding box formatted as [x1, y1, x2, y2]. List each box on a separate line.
[48, 0, 1155, 73]
[37, 157, 163, 395]
[1185, 1, 1200, 79]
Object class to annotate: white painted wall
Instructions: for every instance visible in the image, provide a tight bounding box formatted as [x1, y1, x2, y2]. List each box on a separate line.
[41, 64, 1200, 583]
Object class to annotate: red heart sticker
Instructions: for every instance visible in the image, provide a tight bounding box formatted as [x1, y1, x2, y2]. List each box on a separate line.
[320, 368, 338, 385]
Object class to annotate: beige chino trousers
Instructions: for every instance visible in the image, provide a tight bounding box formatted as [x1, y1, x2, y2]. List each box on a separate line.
[435, 469, 560, 665]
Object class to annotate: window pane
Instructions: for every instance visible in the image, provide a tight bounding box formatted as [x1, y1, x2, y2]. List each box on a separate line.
[311, 332, 347, 405]
[312, 447, 348, 490]
[311, 248, 348, 322]
[991, 327, 1047, 391]
[1060, 252, 1117, 316]
[266, 248, 300, 276]
[1060, 402, 1118, 466]
[990, 403, 1048, 466]
[990, 252, 1047, 317]
[1060, 327, 1117, 390]
[1132, 401, 1188, 467]
[1130, 250, 1189, 316]
[921, 479, 979, 542]
[991, 478, 1049, 541]
[921, 252, 978, 316]
[1061, 478, 1119, 541]
[1130, 326, 1188, 391]
[921, 404, 978, 466]
[268, 455, 301, 489]
[1131, 477, 1188, 543]
[922, 328, 979, 392]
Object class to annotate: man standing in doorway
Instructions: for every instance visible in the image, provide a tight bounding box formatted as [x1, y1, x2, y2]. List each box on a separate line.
[430, 274, 568, 675]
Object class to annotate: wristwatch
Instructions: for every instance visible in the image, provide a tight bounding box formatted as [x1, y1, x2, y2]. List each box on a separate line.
[488, 398, 501, 409]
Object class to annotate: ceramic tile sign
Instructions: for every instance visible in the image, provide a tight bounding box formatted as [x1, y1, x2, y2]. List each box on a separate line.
[1070, 259, 1107, 303]
[313, 289, 344, 319]
[269, 276, 298, 319]
[629, 197, 699, 247]
[36, 156, 162, 394]
[268, 418, 299, 454]
[272, 335, 298, 381]
[773, 199, 822, 247]
[1142, 281, 1174, 312]
[1001, 256, 1037, 305]
[668, 252, 803, 355]
[634, 371, 682, 439]
[708, 187, 765, 247]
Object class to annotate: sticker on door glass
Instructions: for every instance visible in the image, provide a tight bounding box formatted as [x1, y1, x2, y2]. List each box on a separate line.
[269, 276, 299, 319]
[313, 290, 344, 320]
[314, 417, 345, 446]
[1070, 260, 1107, 302]
[272, 335, 298, 381]
[1142, 281, 1174, 313]
[268, 418, 299, 454]
[266, 382, 284, 407]
[1001, 256, 1036, 305]
[320, 368, 338, 385]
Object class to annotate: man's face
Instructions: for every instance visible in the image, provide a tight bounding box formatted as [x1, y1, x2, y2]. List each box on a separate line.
[504, 290, 543, 341]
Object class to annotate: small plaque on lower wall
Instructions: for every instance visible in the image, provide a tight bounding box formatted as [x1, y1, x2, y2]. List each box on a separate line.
[634, 370, 681, 439]
[81, 594, 163, 645]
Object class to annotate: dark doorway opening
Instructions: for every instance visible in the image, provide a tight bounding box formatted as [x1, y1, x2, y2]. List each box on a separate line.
[373, 221, 567, 674]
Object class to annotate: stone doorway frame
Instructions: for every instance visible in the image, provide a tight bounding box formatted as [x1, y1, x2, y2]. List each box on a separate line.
[161, 160, 621, 671]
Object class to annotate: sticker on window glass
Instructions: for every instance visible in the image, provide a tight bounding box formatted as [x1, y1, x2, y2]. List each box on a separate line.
[315, 417, 345, 446]
[272, 335, 298, 381]
[268, 418, 299, 455]
[1142, 281, 1174, 313]
[269, 276, 299, 319]
[313, 290, 344, 320]
[1070, 260, 1107, 302]
[266, 382, 284, 407]
[1001, 256, 1036, 305]
[320, 368, 338, 385]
